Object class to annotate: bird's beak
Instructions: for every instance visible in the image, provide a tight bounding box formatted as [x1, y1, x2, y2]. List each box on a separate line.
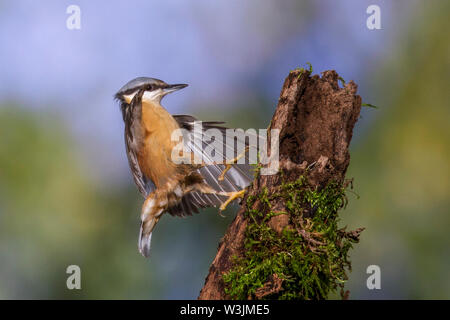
[163, 83, 188, 95]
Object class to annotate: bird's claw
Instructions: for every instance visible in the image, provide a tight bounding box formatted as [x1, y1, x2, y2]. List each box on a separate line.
[219, 189, 246, 212]
[218, 147, 250, 181]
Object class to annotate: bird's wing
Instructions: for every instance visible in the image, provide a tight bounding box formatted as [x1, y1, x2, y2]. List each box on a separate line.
[167, 114, 257, 217]
[125, 124, 154, 198]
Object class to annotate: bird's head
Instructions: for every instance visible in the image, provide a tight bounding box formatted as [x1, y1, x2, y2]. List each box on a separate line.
[115, 77, 188, 120]
[115, 77, 188, 105]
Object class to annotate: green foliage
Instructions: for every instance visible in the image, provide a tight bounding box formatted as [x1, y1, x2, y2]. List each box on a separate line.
[343, 1, 450, 298]
[222, 175, 361, 300]
[0, 107, 154, 298]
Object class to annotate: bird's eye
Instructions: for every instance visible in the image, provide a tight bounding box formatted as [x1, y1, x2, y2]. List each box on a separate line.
[147, 85, 153, 91]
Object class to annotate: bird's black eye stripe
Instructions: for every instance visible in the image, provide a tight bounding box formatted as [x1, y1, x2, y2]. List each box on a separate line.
[122, 88, 137, 96]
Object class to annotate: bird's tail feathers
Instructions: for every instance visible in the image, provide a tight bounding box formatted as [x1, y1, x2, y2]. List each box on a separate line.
[138, 216, 159, 258]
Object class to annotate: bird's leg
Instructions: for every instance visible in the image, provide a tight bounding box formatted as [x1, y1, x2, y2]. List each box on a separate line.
[191, 146, 250, 213]
[218, 189, 246, 211]
[193, 183, 246, 214]
[218, 146, 250, 181]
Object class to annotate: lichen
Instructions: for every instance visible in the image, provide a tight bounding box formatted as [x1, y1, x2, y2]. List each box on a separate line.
[222, 174, 363, 300]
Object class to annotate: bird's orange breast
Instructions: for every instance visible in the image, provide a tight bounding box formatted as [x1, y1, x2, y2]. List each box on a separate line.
[137, 100, 181, 188]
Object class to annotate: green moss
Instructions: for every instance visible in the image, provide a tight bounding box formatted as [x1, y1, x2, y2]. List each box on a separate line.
[361, 103, 379, 109]
[222, 175, 362, 300]
[291, 62, 313, 79]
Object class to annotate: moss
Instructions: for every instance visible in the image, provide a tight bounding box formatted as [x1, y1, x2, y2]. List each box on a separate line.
[222, 174, 362, 300]
[338, 76, 346, 87]
[291, 62, 313, 79]
[361, 102, 379, 109]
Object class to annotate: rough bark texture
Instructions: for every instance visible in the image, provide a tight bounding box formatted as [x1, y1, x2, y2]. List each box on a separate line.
[198, 69, 362, 300]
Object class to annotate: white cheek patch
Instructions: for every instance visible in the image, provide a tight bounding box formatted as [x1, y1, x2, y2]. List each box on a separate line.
[142, 89, 164, 103]
[123, 91, 138, 104]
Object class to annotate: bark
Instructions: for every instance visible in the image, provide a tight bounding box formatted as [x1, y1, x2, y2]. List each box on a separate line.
[198, 69, 362, 300]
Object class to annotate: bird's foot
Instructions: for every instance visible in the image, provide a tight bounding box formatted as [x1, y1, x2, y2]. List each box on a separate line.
[219, 189, 246, 212]
[218, 164, 233, 182]
[218, 147, 250, 181]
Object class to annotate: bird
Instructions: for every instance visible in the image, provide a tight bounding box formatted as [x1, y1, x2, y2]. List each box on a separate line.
[115, 77, 256, 257]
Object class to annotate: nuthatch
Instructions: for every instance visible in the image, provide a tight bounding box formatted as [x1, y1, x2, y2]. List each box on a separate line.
[115, 77, 254, 257]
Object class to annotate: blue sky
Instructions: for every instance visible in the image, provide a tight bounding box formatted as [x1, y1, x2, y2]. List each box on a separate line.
[0, 0, 416, 188]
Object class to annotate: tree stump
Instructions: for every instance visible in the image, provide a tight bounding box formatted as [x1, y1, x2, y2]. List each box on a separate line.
[199, 69, 363, 300]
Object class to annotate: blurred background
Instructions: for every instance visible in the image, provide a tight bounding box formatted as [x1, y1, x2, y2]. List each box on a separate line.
[0, 0, 448, 299]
